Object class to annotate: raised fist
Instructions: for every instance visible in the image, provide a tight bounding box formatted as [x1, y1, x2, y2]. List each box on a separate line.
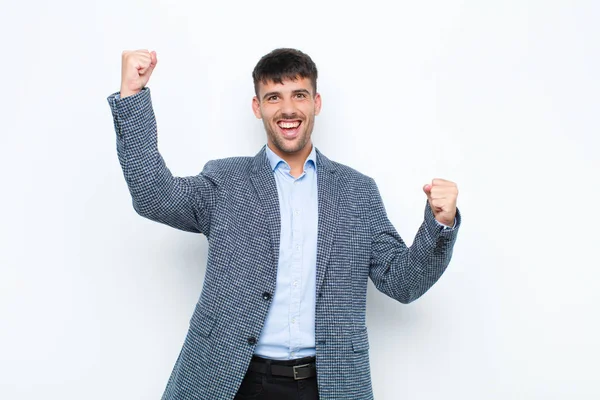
[423, 178, 458, 227]
[120, 49, 158, 98]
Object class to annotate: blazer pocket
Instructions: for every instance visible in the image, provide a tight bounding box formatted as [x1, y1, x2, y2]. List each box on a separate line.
[351, 327, 370, 353]
[190, 310, 216, 338]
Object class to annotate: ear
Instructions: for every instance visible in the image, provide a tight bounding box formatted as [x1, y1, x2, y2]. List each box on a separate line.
[252, 96, 262, 119]
[314, 93, 322, 116]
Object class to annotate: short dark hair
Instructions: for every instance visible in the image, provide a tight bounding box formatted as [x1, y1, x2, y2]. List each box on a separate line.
[252, 48, 318, 97]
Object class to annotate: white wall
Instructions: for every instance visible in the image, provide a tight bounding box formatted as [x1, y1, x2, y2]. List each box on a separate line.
[1, 0, 598, 398]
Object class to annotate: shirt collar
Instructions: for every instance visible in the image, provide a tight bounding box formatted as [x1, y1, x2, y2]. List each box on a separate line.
[265, 144, 317, 172]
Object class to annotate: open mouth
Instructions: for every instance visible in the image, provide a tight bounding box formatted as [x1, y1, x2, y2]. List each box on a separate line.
[277, 120, 302, 138]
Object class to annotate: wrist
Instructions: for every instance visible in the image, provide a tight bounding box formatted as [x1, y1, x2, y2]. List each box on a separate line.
[119, 87, 140, 99]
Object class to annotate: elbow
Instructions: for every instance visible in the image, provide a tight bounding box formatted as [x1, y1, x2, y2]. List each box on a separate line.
[374, 278, 423, 305]
[396, 289, 423, 305]
[131, 197, 162, 221]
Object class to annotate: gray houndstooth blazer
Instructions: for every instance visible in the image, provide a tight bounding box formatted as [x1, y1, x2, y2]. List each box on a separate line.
[107, 87, 461, 399]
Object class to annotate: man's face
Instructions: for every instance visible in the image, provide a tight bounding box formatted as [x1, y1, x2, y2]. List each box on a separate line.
[252, 77, 321, 157]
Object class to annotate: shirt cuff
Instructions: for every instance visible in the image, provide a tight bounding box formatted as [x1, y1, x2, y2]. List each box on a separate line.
[435, 218, 456, 230]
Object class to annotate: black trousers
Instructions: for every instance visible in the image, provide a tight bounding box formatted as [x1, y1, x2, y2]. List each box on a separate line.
[234, 355, 319, 400]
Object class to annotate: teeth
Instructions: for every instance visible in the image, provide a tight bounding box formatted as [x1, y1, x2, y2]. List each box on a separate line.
[278, 121, 300, 129]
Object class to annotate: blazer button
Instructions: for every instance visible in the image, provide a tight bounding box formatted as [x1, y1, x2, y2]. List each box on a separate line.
[247, 337, 257, 345]
[262, 292, 271, 300]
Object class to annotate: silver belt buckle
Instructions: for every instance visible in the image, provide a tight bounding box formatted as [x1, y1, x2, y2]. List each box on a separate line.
[293, 363, 311, 380]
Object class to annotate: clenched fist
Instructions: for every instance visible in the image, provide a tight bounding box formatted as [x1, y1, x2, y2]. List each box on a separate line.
[423, 179, 458, 227]
[120, 49, 158, 98]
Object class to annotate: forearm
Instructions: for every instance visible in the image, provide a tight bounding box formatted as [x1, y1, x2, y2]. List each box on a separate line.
[107, 88, 205, 233]
[377, 206, 459, 303]
[368, 175, 461, 303]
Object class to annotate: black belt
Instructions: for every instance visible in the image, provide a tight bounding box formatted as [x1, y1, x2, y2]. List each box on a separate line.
[249, 356, 316, 380]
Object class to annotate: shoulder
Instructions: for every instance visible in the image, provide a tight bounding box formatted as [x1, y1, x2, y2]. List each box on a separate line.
[204, 156, 253, 172]
[316, 149, 375, 188]
[200, 156, 254, 184]
[331, 160, 372, 183]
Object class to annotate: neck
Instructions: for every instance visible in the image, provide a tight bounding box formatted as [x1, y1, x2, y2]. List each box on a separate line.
[267, 142, 313, 178]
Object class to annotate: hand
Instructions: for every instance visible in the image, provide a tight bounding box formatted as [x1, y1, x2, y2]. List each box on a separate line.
[423, 179, 458, 227]
[120, 49, 158, 98]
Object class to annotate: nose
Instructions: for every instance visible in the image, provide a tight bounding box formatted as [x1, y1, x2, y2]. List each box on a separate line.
[280, 96, 297, 119]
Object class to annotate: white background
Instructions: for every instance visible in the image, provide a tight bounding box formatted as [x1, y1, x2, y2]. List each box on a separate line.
[1, 0, 599, 399]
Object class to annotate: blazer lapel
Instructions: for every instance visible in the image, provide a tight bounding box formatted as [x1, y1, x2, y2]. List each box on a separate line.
[248, 146, 339, 294]
[250, 146, 281, 268]
[315, 149, 339, 296]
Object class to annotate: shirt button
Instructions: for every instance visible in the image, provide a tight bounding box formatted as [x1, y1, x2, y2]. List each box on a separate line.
[293, 281, 298, 287]
[247, 337, 256, 345]
[291, 318, 296, 324]
[262, 292, 271, 300]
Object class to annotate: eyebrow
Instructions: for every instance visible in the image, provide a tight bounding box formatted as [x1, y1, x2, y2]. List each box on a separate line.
[262, 89, 311, 101]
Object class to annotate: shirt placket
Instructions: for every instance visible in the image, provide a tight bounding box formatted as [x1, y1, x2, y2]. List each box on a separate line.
[289, 176, 303, 358]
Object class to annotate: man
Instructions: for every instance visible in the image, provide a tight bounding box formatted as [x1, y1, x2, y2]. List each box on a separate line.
[107, 48, 461, 400]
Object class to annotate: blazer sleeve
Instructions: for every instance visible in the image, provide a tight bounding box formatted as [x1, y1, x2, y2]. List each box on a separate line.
[106, 88, 218, 236]
[368, 177, 461, 304]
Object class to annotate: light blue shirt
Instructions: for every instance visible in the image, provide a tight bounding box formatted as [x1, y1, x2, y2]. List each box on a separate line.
[254, 145, 319, 360]
[255, 144, 456, 360]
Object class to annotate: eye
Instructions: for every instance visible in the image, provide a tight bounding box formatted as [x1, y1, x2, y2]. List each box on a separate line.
[294, 93, 307, 99]
[267, 95, 279, 101]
